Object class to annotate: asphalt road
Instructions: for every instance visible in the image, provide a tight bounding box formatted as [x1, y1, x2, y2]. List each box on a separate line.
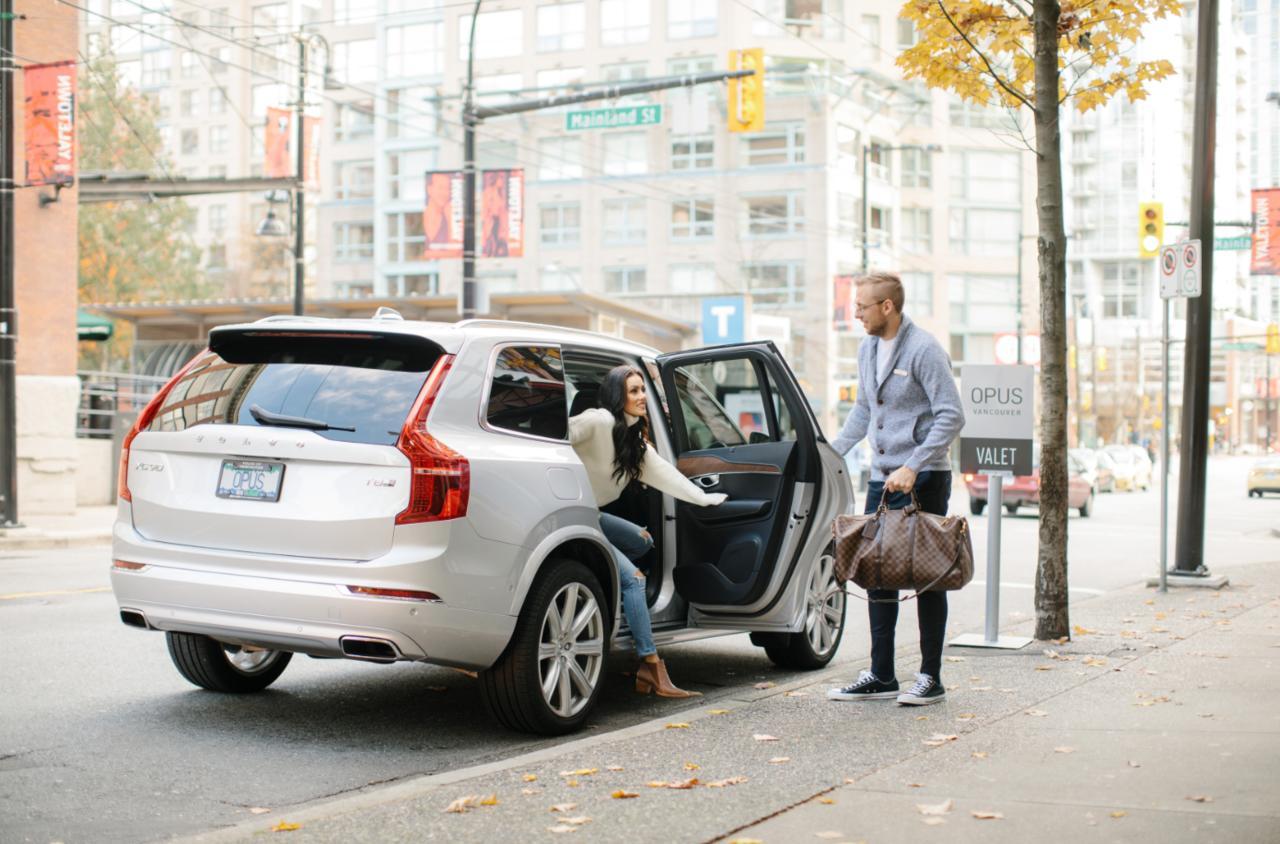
[1, 456, 1275, 842]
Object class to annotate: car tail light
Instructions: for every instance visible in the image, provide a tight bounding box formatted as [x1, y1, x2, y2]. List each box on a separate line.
[964, 474, 974, 483]
[345, 585, 442, 602]
[117, 353, 211, 502]
[395, 355, 469, 524]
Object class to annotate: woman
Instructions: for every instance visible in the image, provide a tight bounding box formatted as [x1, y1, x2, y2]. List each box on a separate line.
[569, 365, 727, 698]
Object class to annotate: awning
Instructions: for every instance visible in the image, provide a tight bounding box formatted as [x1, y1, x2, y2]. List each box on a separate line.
[77, 309, 114, 342]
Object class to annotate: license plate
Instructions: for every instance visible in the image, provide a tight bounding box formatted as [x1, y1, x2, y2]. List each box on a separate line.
[216, 460, 285, 502]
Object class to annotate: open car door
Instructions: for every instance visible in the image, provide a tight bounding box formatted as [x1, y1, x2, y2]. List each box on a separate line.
[656, 343, 844, 633]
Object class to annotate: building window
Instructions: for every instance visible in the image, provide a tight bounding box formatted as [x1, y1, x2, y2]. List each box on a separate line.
[334, 0, 377, 25]
[385, 211, 425, 262]
[604, 266, 647, 294]
[140, 51, 170, 86]
[950, 150, 1020, 204]
[209, 125, 228, 155]
[671, 134, 713, 170]
[386, 23, 443, 78]
[667, 55, 715, 75]
[540, 266, 580, 290]
[949, 274, 1018, 329]
[744, 261, 805, 307]
[208, 88, 227, 115]
[538, 137, 583, 180]
[252, 83, 287, 117]
[179, 90, 197, 117]
[901, 271, 933, 317]
[210, 46, 230, 74]
[535, 67, 585, 100]
[949, 208, 1020, 256]
[866, 142, 890, 181]
[388, 273, 439, 296]
[601, 62, 648, 105]
[668, 263, 716, 293]
[896, 17, 917, 48]
[385, 86, 438, 139]
[208, 204, 226, 235]
[949, 98, 1018, 131]
[743, 193, 804, 237]
[668, 0, 717, 39]
[486, 346, 568, 440]
[869, 206, 891, 246]
[208, 165, 227, 178]
[180, 51, 198, 79]
[180, 128, 199, 155]
[459, 10, 523, 60]
[540, 202, 581, 246]
[671, 198, 714, 240]
[335, 101, 374, 142]
[387, 149, 439, 201]
[536, 2, 584, 52]
[837, 192, 858, 238]
[206, 244, 227, 269]
[334, 160, 374, 200]
[860, 15, 881, 57]
[743, 123, 806, 166]
[601, 0, 649, 45]
[603, 198, 646, 244]
[333, 40, 377, 84]
[602, 132, 647, 175]
[1102, 263, 1141, 318]
[337, 280, 375, 298]
[335, 222, 375, 261]
[901, 207, 932, 254]
[900, 147, 932, 188]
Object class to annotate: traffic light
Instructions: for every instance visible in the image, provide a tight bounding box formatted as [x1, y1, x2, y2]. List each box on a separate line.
[1268, 323, 1280, 355]
[838, 383, 857, 403]
[1139, 202, 1164, 258]
[728, 48, 765, 133]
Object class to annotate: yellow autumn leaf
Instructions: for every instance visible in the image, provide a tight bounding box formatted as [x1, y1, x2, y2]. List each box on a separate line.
[708, 709, 731, 715]
[611, 789, 639, 799]
[665, 723, 690, 729]
[270, 821, 301, 832]
[479, 795, 498, 806]
[523, 774, 538, 782]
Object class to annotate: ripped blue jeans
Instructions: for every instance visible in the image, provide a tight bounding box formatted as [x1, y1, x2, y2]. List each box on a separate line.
[599, 512, 656, 658]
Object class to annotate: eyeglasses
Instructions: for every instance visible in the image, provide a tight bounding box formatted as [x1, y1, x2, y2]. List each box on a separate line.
[853, 298, 888, 314]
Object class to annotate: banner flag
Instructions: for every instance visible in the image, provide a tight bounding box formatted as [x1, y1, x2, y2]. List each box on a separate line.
[1253, 188, 1279, 276]
[481, 169, 524, 258]
[423, 171, 464, 259]
[264, 107, 292, 179]
[24, 61, 77, 186]
[833, 275, 855, 331]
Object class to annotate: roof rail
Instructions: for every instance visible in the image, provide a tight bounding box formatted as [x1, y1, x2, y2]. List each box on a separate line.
[372, 306, 404, 321]
[253, 314, 332, 324]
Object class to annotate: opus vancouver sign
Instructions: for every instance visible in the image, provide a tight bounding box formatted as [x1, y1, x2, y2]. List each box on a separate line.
[960, 365, 1035, 477]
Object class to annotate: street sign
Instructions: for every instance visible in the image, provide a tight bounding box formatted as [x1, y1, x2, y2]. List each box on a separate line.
[1222, 341, 1264, 351]
[1159, 239, 1202, 299]
[701, 296, 745, 344]
[959, 365, 1035, 476]
[565, 105, 662, 131]
[1215, 235, 1252, 251]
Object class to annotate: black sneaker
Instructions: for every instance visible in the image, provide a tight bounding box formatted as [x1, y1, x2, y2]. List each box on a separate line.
[827, 670, 900, 701]
[897, 673, 946, 706]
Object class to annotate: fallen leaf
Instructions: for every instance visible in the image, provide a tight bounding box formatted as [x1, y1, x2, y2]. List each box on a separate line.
[1054, 746, 1075, 754]
[249, 807, 271, 815]
[1111, 811, 1127, 818]
[547, 825, 578, 834]
[753, 734, 780, 742]
[769, 757, 791, 764]
[270, 821, 300, 832]
[917, 798, 954, 815]
[816, 833, 844, 840]
[844, 777, 857, 784]
[907, 782, 925, 787]
[1025, 709, 1049, 717]
[956, 713, 976, 721]
[479, 795, 498, 806]
[1083, 657, 1108, 667]
[566, 779, 580, 787]
[562, 817, 592, 826]
[922, 733, 959, 747]
[706, 776, 749, 788]
[1073, 625, 1097, 636]
[443, 795, 481, 814]
[1127, 761, 1141, 768]
[607, 765, 624, 771]
[549, 803, 578, 813]
[922, 817, 946, 826]
[611, 789, 639, 799]
[646, 778, 699, 789]
[754, 681, 777, 689]
[708, 709, 731, 715]
[521, 788, 537, 795]
[971, 810, 1004, 820]
[1035, 665, 1055, 671]
[665, 723, 690, 730]
[523, 774, 538, 782]
[684, 762, 700, 771]
[818, 798, 836, 805]
[559, 768, 599, 777]
[971, 751, 989, 759]
[784, 690, 810, 697]
[915, 715, 929, 721]
[727, 839, 764, 844]
[1186, 795, 1214, 803]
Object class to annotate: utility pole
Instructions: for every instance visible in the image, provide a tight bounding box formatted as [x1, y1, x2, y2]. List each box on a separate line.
[1174, 0, 1218, 577]
[460, 0, 480, 319]
[289, 32, 333, 317]
[0, 0, 19, 527]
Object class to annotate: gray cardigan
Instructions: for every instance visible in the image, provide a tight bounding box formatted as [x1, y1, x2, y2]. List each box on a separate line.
[831, 314, 964, 481]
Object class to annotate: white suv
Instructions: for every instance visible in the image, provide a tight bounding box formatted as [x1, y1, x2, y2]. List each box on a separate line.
[111, 313, 852, 734]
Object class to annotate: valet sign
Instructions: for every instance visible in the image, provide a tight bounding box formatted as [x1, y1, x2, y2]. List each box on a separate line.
[960, 365, 1035, 476]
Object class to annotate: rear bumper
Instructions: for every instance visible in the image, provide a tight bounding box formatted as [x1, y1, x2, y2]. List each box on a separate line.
[110, 517, 516, 671]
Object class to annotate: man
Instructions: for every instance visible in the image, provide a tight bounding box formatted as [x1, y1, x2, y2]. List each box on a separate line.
[827, 272, 964, 706]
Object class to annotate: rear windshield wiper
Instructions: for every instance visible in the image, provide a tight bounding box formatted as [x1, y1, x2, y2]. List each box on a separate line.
[249, 404, 356, 432]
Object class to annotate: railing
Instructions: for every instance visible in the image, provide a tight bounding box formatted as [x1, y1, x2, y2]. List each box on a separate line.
[76, 371, 168, 439]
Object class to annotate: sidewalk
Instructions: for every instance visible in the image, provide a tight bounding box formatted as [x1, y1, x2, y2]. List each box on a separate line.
[0, 505, 116, 551]
[179, 558, 1280, 844]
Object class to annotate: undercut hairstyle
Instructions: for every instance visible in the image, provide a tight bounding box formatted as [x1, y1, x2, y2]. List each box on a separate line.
[856, 271, 905, 314]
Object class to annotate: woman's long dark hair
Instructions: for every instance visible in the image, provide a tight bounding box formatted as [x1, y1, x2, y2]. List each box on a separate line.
[598, 365, 648, 484]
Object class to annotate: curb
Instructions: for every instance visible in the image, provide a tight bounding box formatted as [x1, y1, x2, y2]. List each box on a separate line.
[0, 531, 114, 552]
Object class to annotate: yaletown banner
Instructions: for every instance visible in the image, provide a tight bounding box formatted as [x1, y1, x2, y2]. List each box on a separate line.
[1253, 188, 1279, 276]
[24, 61, 77, 186]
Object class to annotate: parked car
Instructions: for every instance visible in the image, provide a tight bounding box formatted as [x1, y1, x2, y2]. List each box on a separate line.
[1247, 457, 1280, 497]
[110, 313, 852, 735]
[1093, 448, 1119, 493]
[1126, 445, 1155, 488]
[1103, 444, 1149, 491]
[965, 451, 1095, 518]
[1069, 447, 1115, 494]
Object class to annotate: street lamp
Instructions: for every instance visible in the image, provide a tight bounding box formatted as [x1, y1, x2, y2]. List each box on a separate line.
[288, 32, 340, 316]
[860, 142, 941, 275]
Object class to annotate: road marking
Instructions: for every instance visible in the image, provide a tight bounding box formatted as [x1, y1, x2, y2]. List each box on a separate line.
[0, 586, 110, 600]
[970, 580, 1105, 596]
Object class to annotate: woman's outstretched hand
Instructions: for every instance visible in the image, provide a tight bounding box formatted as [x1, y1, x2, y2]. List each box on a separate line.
[705, 492, 728, 506]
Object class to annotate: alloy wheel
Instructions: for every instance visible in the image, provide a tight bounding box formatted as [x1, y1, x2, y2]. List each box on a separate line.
[803, 553, 844, 658]
[223, 644, 278, 673]
[537, 582, 604, 718]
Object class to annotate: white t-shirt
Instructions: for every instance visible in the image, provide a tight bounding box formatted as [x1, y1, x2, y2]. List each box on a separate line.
[877, 336, 898, 384]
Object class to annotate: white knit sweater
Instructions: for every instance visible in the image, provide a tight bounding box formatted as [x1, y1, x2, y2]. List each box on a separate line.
[568, 409, 727, 508]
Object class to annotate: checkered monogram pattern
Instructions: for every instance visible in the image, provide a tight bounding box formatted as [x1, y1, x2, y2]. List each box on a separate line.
[832, 491, 974, 594]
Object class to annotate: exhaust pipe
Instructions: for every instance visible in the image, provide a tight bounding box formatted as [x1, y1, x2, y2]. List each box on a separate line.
[339, 636, 400, 664]
[120, 609, 150, 629]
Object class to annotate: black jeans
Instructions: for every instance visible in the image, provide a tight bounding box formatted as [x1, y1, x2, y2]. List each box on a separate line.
[863, 471, 952, 682]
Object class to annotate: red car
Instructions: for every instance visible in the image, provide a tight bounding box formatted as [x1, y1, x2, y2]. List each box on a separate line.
[964, 451, 1095, 518]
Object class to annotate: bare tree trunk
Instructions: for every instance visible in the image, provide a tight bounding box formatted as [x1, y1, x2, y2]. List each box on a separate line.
[1033, 0, 1070, 640]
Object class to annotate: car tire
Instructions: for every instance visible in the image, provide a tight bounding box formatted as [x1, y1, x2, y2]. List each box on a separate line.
[1005, 503, 1019, 515]
[755, 546, 846, 671]
[165, 632, 292, 693]
[480, 559, 608, 736]
[969, 499, 985, 515]
[1079, 491, 1093, 518]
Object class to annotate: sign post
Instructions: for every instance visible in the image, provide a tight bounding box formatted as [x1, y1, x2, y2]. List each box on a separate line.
[951, 364, 1035, 650]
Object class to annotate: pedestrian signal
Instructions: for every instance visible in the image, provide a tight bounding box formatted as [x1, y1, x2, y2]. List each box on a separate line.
[728, 48, 765, 133]
[1268, 323, 1280, 355]
[1138, 202, 1164, 258]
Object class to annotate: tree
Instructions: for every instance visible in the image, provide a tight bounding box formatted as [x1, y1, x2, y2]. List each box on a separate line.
[77, 55, 212, 367]
[897, 0, 1178, 639]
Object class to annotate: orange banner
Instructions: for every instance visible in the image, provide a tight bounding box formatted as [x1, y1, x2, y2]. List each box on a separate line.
[264, 107, 291, 179]
[833, 275, 855, 331]
[24, 61, 77, 186]
[423, 171, 464, 259]
[481, 169, 524, 258]
[1253, 188, 1280, 276]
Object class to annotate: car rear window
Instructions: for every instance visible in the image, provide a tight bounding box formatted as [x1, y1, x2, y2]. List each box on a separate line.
[147, 332, 443, 446]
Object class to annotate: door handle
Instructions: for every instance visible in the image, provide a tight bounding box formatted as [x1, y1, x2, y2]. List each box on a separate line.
[693, 474, 720, 488]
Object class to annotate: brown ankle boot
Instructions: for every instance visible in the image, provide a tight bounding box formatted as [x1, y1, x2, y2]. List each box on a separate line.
[635, 657, 701, 698]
